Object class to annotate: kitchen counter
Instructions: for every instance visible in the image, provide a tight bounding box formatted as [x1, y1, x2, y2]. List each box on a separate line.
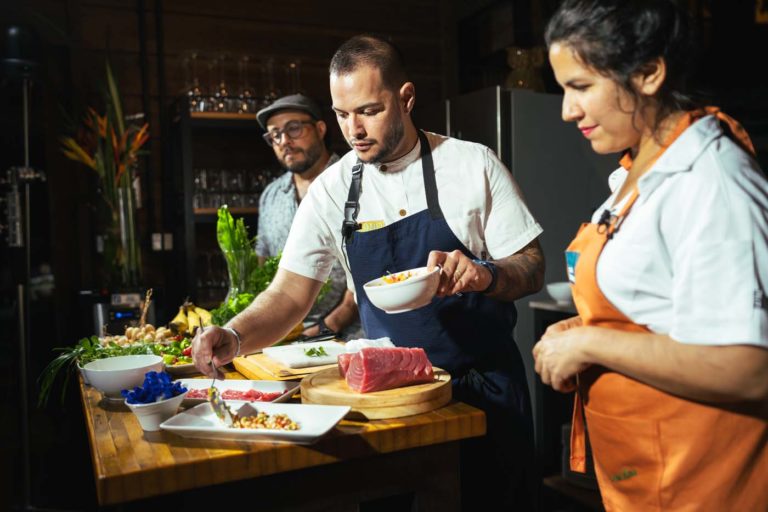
[78, 368, 485, 510]
[529, 299, 578, 315]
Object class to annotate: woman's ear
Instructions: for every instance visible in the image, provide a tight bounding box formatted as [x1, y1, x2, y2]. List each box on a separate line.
[399, 82, 416, 114]
[633, 57, 666, 97]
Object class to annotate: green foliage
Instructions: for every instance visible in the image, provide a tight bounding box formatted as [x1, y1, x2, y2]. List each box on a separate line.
[37, 336, 155, 407]
[212, 205, 330, 326]
[211, 292, 256, 327]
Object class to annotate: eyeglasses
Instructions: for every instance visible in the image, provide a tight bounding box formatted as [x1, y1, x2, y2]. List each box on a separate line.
[262, 120, 316, 146]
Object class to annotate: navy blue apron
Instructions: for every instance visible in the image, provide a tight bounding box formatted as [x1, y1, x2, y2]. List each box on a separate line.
[343, 131, 534, 508]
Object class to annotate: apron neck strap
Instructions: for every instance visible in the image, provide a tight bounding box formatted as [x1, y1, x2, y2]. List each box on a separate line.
[597, 189, 640, 240]
[417, 130, 443, 221]
[341, 130, 442, 243]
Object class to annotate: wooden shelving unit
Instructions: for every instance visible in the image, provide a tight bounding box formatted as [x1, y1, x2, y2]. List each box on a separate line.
[193, 207, 259, 216]
[168, 97, 276, 308]
[190, 111, 257, 121]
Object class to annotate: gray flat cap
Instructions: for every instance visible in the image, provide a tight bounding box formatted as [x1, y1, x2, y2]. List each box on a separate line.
[256, 93, 324, 129]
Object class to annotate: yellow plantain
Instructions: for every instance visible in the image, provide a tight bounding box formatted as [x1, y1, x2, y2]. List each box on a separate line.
[169, 305, 189, 335]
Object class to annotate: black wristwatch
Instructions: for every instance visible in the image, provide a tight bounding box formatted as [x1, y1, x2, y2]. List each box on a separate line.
[473, 259, 498, 294]
[317, 316, 337, 335]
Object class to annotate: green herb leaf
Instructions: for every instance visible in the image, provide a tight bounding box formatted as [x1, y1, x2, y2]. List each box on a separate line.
[304, 346, 328, 357]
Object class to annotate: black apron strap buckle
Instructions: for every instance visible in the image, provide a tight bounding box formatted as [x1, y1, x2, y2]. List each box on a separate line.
[341, 162, 364, 243]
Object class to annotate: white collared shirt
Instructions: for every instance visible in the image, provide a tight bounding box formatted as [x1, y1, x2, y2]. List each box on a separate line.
[280, 131, 543, 290]
[593, 116, 768, 347]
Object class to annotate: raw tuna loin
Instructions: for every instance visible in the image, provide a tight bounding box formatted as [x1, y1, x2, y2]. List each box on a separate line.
[338, 353, 354, 378]
[343, 347, 434, 393]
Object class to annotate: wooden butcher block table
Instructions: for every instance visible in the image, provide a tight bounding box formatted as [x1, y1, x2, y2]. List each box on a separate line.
[301, 367, 452, 419]
[78, 366, 485, 511]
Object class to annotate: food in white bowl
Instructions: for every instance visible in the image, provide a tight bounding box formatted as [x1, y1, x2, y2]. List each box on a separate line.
[125, 391, 188, 431]
[123, 371, 188, 431]
[363, 266, 440, 314]
[81, 354, 164, 398]
[546, 282, 574, 305]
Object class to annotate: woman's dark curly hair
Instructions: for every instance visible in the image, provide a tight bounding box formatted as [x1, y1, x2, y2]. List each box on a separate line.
[545, 0, 701, 131]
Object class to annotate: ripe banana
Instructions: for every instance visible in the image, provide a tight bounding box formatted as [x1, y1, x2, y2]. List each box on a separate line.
[186, 307, 201, 334]
[169, 306, 189, 335]
[193, 306, 212, 327]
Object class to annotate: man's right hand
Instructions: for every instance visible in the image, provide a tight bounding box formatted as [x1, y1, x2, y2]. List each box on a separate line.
[189, 268, 325, 377]
[192, 326, 239, 378]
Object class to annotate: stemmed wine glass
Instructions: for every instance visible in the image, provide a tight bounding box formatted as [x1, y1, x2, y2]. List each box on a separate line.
[238, 55, 257, 114]
[284, 59, 302, 95]
[261, 57, 279, 107]
[183, 51, 205, 112]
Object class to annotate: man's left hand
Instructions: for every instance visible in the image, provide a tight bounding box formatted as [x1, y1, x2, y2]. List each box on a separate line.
[427, 250, 492, 296]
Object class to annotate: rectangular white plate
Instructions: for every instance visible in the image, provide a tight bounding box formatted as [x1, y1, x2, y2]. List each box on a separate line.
[262, 341, 346, 369]
[160, 401, 350, 444]
[175, 379, 299, 406]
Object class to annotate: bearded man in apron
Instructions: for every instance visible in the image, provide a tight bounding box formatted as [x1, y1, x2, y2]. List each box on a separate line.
[193, 35, 545, 510]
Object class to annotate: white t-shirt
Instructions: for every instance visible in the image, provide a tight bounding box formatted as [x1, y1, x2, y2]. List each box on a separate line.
[280, 131, 543, 291]
[592, 115, 768, 348]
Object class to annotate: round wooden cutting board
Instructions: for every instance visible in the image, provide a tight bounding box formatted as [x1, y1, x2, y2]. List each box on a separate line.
[300, 367, 452, 420]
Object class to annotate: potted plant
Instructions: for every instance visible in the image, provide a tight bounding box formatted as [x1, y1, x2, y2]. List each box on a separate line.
[60, 60, 149, 288]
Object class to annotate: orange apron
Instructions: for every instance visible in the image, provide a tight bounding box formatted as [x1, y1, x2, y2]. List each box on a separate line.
[566, 109, 768, 511]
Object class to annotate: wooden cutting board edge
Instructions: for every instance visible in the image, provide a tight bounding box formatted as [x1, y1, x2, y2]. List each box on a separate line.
[233, 353, 337, 381]
[302, 392, 452, 420]
[300, 367, 452, 408]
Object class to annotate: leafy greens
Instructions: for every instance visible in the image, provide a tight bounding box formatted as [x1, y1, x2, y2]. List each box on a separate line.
[37, 336, 155, 407]
[211, 205, 330, 327]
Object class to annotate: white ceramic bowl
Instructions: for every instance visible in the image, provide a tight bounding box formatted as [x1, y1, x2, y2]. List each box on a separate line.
[546, 282, 573, 304]
[363, 266, 440, 314]
[126, 390, 188, 431]
[81, 354, 164, 398]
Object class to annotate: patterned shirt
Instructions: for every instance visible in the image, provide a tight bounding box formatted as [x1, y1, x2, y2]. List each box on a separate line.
[255, 154, 361, 337]
[256, 153, 340, 258]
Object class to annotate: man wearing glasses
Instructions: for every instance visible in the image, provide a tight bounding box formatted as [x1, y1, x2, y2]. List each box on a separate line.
[256, 94, 361, 339]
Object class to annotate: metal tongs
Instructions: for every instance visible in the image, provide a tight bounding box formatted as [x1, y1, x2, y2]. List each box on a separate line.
[208, 360, 235, 427]
[197, 324, 235, 426]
